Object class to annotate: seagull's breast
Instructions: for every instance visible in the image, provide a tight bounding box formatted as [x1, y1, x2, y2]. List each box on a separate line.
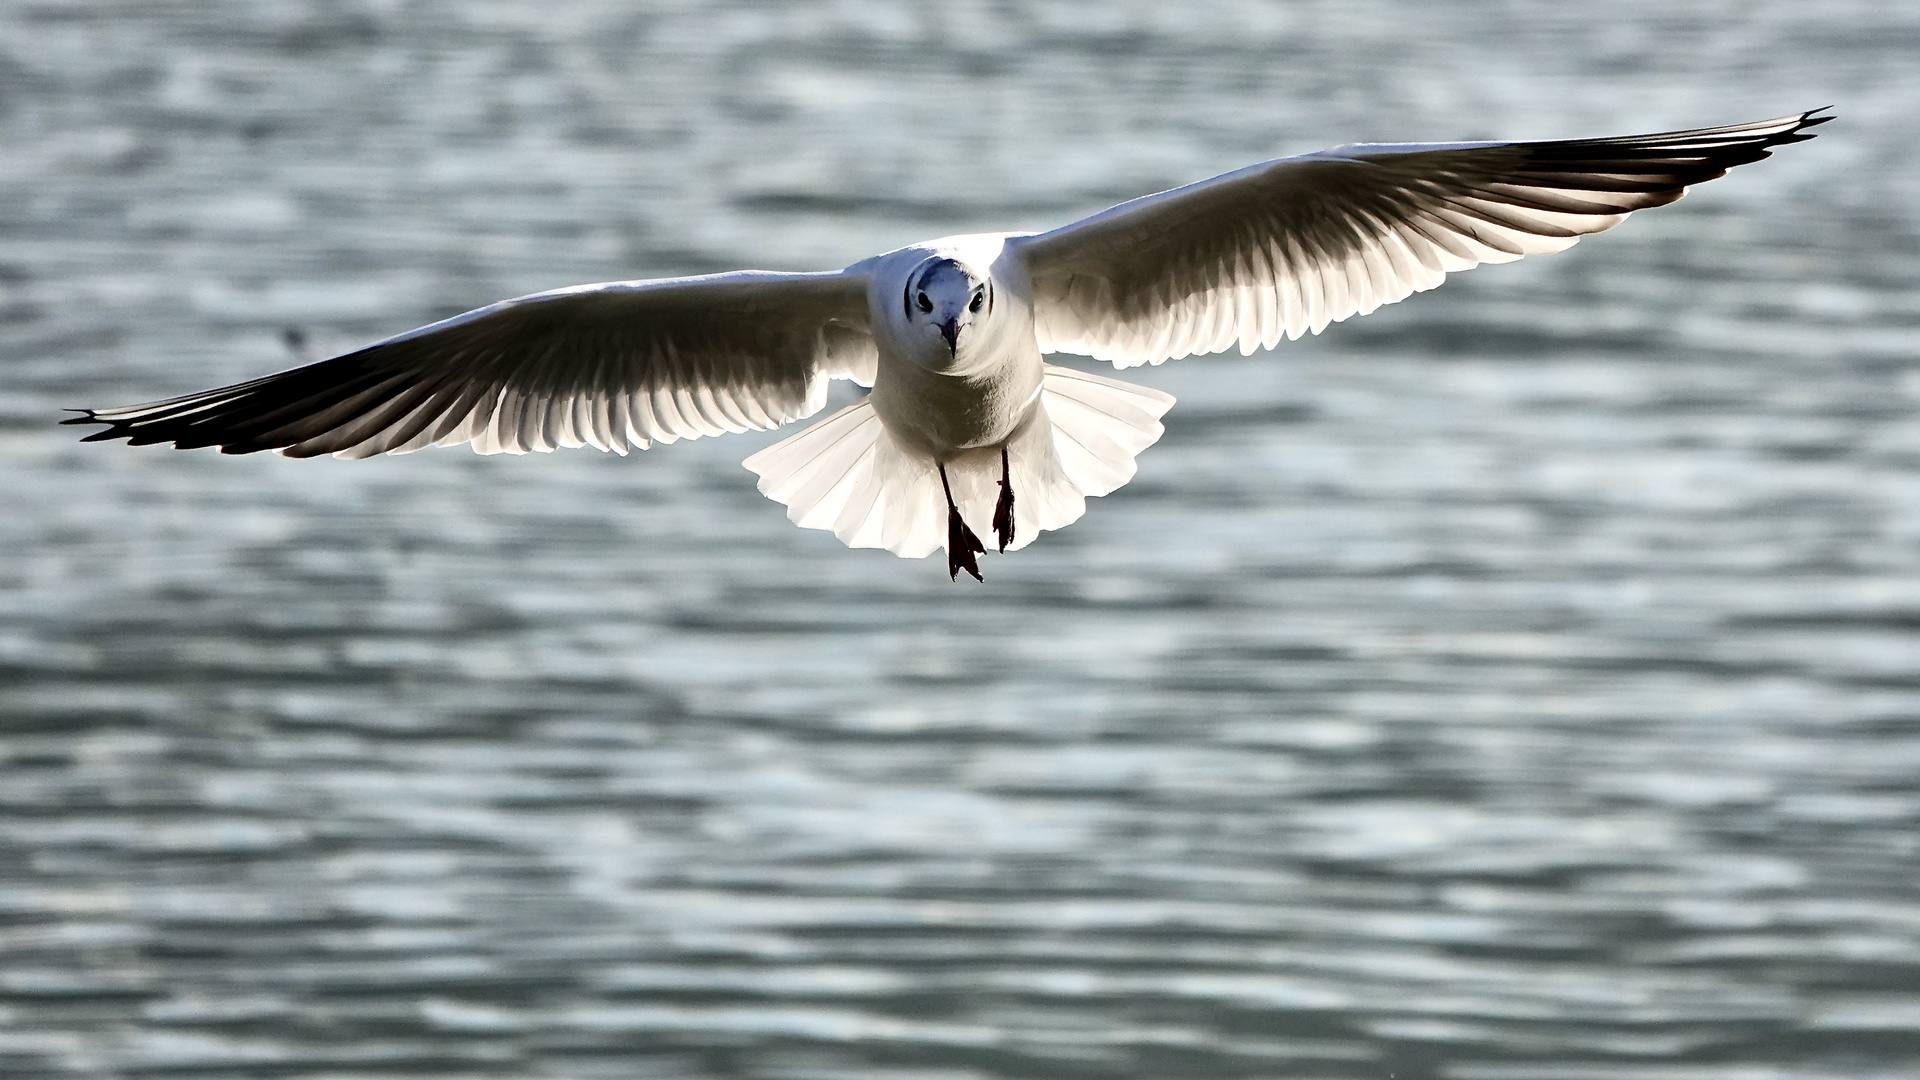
[869, 348, 1043, 459]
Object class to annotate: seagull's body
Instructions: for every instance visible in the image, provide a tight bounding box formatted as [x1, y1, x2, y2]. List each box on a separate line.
[70, 110, 1830, 579]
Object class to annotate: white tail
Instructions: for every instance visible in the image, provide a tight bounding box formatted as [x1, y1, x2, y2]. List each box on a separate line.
[743, 365, 1174, 558]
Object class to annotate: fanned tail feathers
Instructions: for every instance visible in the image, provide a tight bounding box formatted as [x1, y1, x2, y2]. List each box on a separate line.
[743, 366, 1174, 558]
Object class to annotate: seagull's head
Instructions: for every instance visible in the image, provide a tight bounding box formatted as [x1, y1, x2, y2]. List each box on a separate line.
[901, 256, 991, 367]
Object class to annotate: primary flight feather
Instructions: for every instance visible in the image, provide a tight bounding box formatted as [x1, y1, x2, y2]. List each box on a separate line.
[68, 109, 1830, 580]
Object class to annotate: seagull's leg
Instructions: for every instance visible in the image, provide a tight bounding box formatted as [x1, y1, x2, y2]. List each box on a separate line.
[992, 444, 1015, 552]
[939, 463, 985, 582]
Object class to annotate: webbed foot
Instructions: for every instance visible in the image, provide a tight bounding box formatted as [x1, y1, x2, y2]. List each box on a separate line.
[947, 505, 985, 581]
[939, 463, 985, 582]
[992, 444, 1015, 552]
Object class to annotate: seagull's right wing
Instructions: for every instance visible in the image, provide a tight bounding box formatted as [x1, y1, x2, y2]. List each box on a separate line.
[1010, 109, 1830, 368]
[65, 270, 877, 458]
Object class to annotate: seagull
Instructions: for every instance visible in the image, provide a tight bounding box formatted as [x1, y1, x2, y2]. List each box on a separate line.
[68, 109, 1829, 581]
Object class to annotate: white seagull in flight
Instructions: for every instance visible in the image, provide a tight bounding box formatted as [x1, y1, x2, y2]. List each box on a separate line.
[70, 109, 1829, 580]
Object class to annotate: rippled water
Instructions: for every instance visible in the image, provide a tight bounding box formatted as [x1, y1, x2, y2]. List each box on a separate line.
[3, 2, 1918, 1077]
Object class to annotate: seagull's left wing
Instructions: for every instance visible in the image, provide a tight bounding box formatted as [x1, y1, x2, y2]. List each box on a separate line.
[1010, 109, 1829, 368]
[66, 270, 876, 458]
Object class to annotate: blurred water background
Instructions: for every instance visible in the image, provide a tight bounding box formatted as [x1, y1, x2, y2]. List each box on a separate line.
[2, 1, 1918, 1077]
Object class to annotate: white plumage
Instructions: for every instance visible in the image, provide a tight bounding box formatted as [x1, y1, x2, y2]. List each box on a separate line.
[69, 109, 1828, 579]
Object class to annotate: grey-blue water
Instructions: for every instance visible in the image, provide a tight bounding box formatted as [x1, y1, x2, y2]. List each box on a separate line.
[2, 3, 1917, 1077]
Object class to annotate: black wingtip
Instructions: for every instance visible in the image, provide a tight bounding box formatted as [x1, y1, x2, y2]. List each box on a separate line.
[1752, 108, 1834, 152]
[62, 409, 123, 442]
[1785, 107, 1835, 136]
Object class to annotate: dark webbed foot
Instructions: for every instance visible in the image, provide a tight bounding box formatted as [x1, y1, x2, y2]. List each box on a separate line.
[947, 505, 985, 581]
[992, 444, 1015, 552]
[939, 463, 985, 582]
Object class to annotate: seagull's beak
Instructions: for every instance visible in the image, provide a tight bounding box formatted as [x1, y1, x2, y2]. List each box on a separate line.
[938, 318, 959, 355]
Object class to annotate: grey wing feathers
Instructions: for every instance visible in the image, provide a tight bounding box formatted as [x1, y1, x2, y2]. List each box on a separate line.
[1013, 109, 1831, 368]
[66, 270, 877, 458]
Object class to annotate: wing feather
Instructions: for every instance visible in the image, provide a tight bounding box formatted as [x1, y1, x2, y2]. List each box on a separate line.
[66, 270, 876, 458]
[1013, 109, 1830, 368]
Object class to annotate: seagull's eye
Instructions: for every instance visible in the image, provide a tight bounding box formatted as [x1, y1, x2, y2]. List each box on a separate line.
[916, 291, 933, 313]
[969, 291, 984, 313]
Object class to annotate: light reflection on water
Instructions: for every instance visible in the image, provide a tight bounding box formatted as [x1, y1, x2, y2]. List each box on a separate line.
[3, 2, 1919, 1078]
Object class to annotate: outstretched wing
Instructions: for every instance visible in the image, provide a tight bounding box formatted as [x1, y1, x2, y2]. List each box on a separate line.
[1011, 109, 1830, 368]
[66, 270, 877, 458]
